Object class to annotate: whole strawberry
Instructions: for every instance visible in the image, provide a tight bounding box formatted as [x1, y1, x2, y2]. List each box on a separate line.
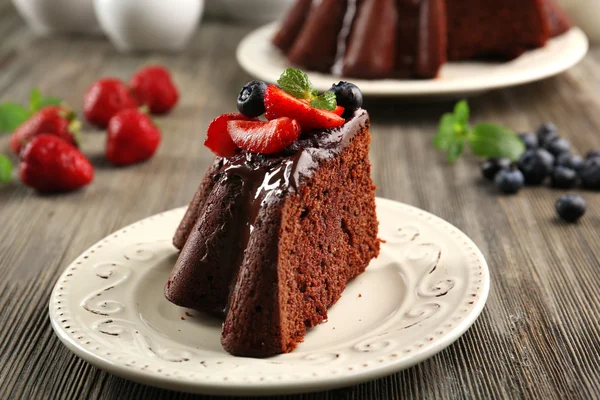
[106, 109, 161, 166]
[130, 66, 179, 115]
[19, 135, 94, 193]
[9, 105, 79, 155]
[84, 78, 136, 128]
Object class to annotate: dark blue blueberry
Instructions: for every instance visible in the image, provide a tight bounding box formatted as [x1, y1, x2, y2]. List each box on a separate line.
[556, 153, 584, 171]
[551, 166, 578, 189]
[579, 157, 600, 190]
[517, 132, 538, 150]
[481, 158, 511, 181]
[544, 137, 571, 157]
[328, 82, 363, 118]
[237, 80, 267, 117]
[555, 194, 586, 223]
[536, 122, 558, 147]
[518, 148, 555, 185]
[494, 168, 525, 194]
[586, 150, 600, 160]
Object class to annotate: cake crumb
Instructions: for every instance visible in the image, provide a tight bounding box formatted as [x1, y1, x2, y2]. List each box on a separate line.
[358, 293, 362, 298]
[181, 317, 185, 320]
[185, 312, 192, 317]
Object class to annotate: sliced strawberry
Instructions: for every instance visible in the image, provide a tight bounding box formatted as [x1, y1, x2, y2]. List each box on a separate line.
[228, 117, 301, 155]
[264, 85, 345, 132]
[204, 113, 257, 157]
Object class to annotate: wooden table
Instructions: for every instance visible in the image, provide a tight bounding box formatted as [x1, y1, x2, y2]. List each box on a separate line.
[1, 2, 600, 399]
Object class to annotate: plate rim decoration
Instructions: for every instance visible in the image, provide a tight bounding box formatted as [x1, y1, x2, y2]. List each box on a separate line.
[49, 197, 490, 396]
[236, 22, 588, 97]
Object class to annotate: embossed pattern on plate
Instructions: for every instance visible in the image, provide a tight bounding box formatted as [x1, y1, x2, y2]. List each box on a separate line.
[236, 23, 588, 97]
[49, 198, 490, 396]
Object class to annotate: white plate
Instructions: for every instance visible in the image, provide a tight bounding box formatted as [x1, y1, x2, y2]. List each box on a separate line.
[236, 23, 588, 97]
[49, 198, 490, 396]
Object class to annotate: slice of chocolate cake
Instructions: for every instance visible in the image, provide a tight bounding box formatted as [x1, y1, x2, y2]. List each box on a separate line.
[165, 71, 379, 357]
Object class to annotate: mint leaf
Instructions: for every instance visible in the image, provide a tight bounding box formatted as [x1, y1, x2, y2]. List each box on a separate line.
[434, 113, 457, 151]
[0, 155, 12, 183]
[454, 100, 469, 126]
[447, 140, 466, 163]
[29, 88, 42, 113]
[433, 111, 469, 162]
[277, 68, 313, 100]
[469, 123, 525, 161]
[310, 91, 336, 111]
[0, 103, 30, 133]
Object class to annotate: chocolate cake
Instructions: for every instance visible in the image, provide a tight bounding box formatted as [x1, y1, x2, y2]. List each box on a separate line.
[166, 109, 380, 357]
[273, 0, 572, 79]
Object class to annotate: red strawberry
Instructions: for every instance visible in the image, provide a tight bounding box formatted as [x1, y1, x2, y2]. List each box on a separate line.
[228, 117, 301, 155]
[84, 78, 136, 128]
[130, 65, 179, 115]
[19, 134, 94, 193]
[333, 105, 345, 116]
[106, 109, 161, 166]
[204, 113, 258, 157]
[9, 106, 79, 155]
[264, 85, 345, 132]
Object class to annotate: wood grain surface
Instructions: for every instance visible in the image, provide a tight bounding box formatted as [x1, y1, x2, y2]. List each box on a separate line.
[1, 1, 599, 399]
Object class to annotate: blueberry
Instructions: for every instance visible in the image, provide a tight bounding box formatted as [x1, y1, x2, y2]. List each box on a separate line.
[328, 82, 363, 118]
[544, 137, 571, 157]
[551, 166, 578, 189]
[237, 80, 267, 117]
[518, 148, 555, 185]
[517, 132, 538, 150]
[579, 157, 600, 190]
[586, 150, 600, 160]
[481, 158, 511, 181]
[555, 194, 586, 223]
[536, 122, 558, 147]
[556, 153, 584, 171]
[494, 168, 525, 194]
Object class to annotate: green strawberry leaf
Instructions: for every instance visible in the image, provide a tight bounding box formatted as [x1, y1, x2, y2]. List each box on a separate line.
[277, 68, 313, 100]
[0, 154, 13, 183]
[30, 88, 62, 112]
[309, 91, 336, 111]
[39, 96, 62, 109]
[468, 123, 526, 161]
[0, 103, 30, 133]
[29, 88, 42, 113]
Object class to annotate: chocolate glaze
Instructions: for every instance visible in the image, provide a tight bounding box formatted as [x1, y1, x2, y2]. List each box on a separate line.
[219, 109, 368, 292]
[166, 109, 369, 317]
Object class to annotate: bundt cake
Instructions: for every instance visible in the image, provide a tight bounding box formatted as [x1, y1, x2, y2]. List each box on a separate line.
[166, 71, 380, 357]
[273, 0, 572, 80]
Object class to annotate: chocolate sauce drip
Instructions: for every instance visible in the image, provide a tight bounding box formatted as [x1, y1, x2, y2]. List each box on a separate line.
[217, 109, 368, 313]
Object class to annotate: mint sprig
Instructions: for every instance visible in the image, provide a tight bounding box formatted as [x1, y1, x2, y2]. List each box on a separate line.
[433, 100, 525, 163]
[277, 68, 337, 111]
[0, 155, 13, 183]
[0, 89, 63, 133]
[310, 91, 336, 110]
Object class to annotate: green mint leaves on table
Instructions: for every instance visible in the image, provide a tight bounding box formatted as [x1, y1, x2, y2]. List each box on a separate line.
[433, 100, 525, 163]
[0, 88, 62, 133]
[0, 154, 12, 183]
[277, 68, 337, 111]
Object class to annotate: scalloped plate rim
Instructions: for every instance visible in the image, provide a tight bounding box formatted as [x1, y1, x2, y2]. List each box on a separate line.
[49, 198, 490, 396]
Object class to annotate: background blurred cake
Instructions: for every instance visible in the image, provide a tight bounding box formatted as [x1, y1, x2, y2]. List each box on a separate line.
[273, 0, 572, 80]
